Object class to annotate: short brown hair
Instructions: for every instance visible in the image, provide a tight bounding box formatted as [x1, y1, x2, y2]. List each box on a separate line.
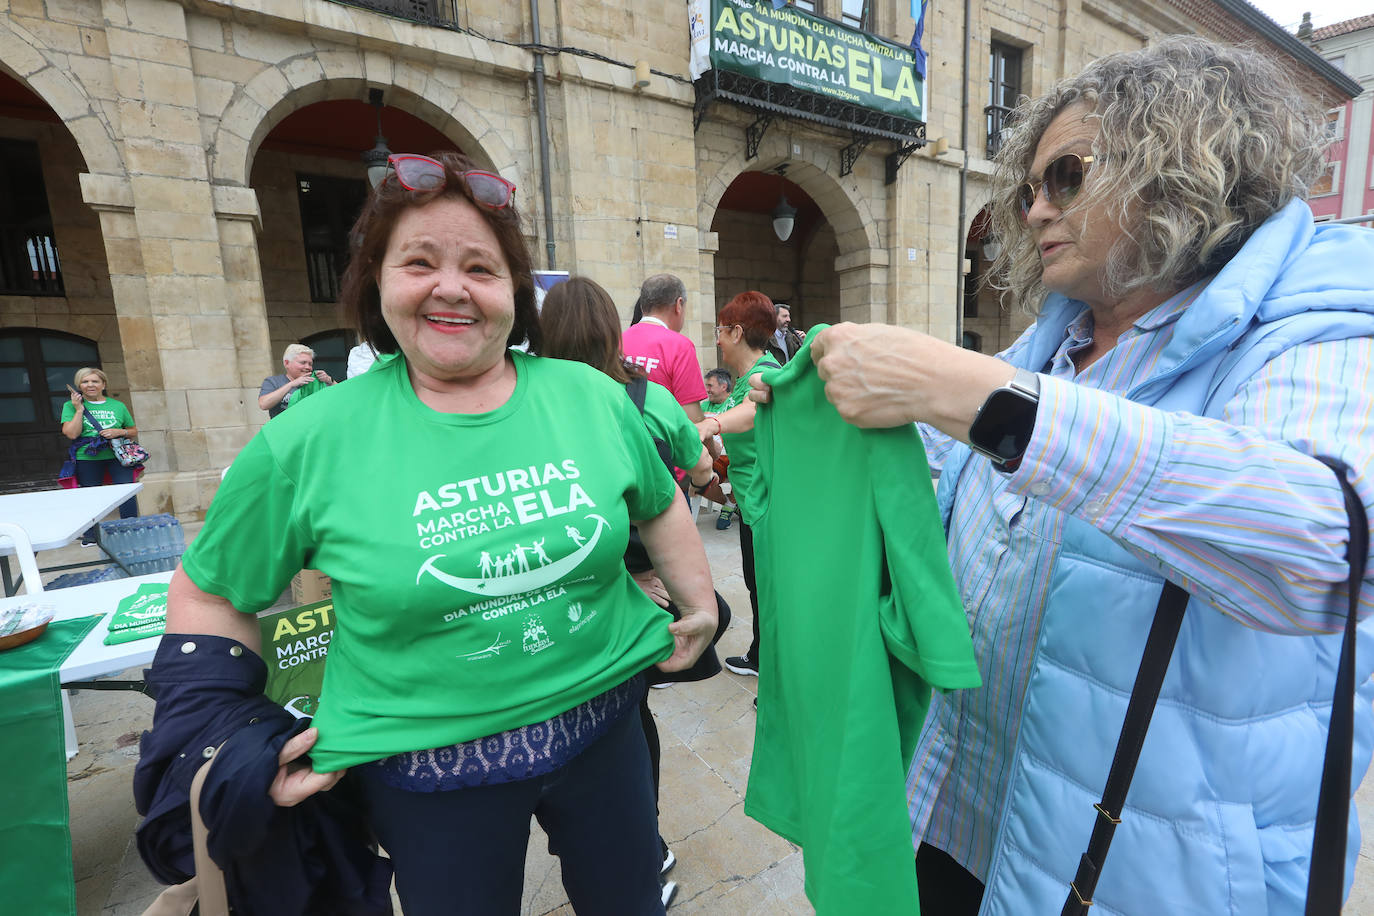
[718, 291, 776, 350]
[339, 151, 540, 354]
[539, 276, 637, 384]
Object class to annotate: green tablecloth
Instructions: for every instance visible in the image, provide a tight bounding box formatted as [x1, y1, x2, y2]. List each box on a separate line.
[0, 616, 101, 916]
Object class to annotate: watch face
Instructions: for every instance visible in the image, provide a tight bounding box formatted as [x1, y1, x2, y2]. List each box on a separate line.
[969, 388, 1037, 463]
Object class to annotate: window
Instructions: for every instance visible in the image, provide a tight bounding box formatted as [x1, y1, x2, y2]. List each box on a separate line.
[1312, 162, 1339, 197]
[1327, 55, 1346, 74]
[0, 139, 62, 296]
[793, 0, 816, 11]
[297, 174, 369, 303]
[987, 42, 1023, 158]
[962, 331, 983, 352]
[0, 329, 100, 485]
[1326, 107, 1346, 142]
[840, 0, 872, 30]
[301, 329, 352, 383]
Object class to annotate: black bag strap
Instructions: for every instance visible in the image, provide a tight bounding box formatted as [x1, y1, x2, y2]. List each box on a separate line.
[1307, 457, 1367, 915]
[1062, 456, 1367, 916]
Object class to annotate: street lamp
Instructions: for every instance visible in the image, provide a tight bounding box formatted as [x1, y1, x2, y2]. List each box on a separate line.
[361, 89, 391, 188]
[771, 166, 797, 242]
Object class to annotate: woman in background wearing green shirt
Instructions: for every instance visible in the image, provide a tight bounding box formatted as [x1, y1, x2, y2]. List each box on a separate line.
[697, 292, 781, 681]
[60, 366, 139, 545]
[158, 152, 716, 915]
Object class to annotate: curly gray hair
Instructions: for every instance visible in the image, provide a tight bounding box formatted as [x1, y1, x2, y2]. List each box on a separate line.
[986, 36, 1330, 314]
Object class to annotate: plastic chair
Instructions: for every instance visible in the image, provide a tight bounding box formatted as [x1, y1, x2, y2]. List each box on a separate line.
[0, 522, 79, 758]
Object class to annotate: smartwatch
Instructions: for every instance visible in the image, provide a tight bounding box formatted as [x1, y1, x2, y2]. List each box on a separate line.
[967, 369, 1041, 473]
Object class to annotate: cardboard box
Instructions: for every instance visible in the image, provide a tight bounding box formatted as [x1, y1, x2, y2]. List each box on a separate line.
[291, 569, 332, 604]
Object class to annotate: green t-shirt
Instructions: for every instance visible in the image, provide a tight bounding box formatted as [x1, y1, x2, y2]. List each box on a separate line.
[60, 397, 135, 461]
[744, 327, 982, 914]
[701, 398, 729, 415]
[182, 351, 680, 772]
[641, 379, 705, 470]
[720, 353, 780, 525]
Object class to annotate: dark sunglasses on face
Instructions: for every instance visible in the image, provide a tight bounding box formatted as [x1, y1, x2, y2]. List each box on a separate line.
[1017, 153, 1095, 223]
[385, 154, 516, 209]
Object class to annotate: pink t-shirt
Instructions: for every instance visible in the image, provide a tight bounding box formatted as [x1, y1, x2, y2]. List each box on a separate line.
[621, 319, 708, 407]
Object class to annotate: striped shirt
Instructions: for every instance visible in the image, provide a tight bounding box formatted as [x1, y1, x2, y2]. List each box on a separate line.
[907, 282, 1374, 880]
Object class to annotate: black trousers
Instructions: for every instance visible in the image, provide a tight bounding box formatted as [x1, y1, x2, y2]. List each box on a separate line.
[916, 842, 986, 916]
[356, 709, 664, 916]
[738, 519, 760, 662]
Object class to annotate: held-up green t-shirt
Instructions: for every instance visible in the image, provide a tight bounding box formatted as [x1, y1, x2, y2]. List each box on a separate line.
[745, 327, 982, 915]
[181, 351, 680, 773]
[720, 353, 781, 525]
[640, 379, 705, 470]
[60, 397, 135, 461]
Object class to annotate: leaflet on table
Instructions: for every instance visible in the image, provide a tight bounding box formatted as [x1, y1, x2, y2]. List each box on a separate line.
[102, 583, 168, 646]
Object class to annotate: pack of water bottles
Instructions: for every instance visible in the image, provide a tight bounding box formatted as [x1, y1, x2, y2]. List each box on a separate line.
[47, 565, 128, 590]
[98, 514, 187, 576]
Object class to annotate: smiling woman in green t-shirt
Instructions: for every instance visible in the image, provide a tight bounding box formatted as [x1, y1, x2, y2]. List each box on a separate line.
[159, 152, 716, 915]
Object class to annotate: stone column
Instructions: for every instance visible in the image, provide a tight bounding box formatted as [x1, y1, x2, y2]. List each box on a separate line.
[94, 0, 262, 519]
[835, 248, 890, 325]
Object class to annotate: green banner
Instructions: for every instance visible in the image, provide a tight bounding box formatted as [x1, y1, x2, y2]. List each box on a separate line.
[701, 0, 923, 122]
[258, 599, 334, 718]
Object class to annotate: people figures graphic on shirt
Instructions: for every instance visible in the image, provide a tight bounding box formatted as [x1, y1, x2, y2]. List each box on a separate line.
[512, 543, 532, 573]
[479, 551, 494, 578]
[531, 538, 551, 566]
[565, 525, 587, 546]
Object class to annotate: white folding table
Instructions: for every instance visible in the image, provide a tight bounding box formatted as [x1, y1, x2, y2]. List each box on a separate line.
[0, 571, 173, 758]
[0, 483, 143, 595]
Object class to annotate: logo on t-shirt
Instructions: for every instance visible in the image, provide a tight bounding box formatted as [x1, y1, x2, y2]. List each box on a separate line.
[628, 354, 661, 374]
[416, 513, 608, 597]
[521, 614, 554, 655]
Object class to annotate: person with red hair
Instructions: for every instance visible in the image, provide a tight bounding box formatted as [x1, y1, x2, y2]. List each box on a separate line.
[698, 291, 782, 682]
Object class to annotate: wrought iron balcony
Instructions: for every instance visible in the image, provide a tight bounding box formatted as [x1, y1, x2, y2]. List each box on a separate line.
[0, 227, 63, 297]
[327, 0, 459, 29]
[985, 104, 1013, 159]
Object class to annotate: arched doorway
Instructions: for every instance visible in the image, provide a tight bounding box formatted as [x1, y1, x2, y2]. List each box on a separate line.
[0, 70, 120, 491]
[709, 168, 838, 334]
[249, 97, 458, 367]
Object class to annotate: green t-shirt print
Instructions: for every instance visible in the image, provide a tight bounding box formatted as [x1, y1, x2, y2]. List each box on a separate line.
[640, 379, 705, 470]
[60, 397, 135, 461]
[181, 352, 680, 772]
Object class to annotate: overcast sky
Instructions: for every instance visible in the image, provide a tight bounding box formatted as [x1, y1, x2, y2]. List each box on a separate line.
[1245, 0, 1373, 32]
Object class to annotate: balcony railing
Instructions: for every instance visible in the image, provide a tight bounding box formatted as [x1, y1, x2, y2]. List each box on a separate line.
[327, 0, 459, 29]
[0, 227, 63, 297]
[985, 104, 1013, 159]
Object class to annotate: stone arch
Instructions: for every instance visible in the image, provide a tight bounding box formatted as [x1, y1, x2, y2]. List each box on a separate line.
[210, 49, 517, 189]
[697, 142, 879, 259]
[0, 19, 123, 174]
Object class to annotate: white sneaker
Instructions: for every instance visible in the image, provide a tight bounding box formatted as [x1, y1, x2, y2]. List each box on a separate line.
[661, 879, 678, 909]
[661, 847, 676, 876]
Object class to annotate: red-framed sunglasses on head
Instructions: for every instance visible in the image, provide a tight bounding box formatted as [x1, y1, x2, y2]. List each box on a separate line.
[385, 154, 516, 210]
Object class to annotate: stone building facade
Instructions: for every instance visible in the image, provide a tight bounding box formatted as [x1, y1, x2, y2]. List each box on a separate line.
[0, 0, 1353, 519]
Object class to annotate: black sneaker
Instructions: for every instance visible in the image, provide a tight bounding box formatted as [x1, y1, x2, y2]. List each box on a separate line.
[661, 846, 676, 877]
[724, 655, 758, 677]
[80, 536, 97, 547]
[661, 879, 678, 909]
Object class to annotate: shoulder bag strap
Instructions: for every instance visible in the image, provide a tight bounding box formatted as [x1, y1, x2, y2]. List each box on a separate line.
[1062, 455, 1366, 916]
[1306, 457, 1367, 915]
[1060, 579, 1189, 916]
[626, 376, 648, 414]
[188, 744, 231, 916]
